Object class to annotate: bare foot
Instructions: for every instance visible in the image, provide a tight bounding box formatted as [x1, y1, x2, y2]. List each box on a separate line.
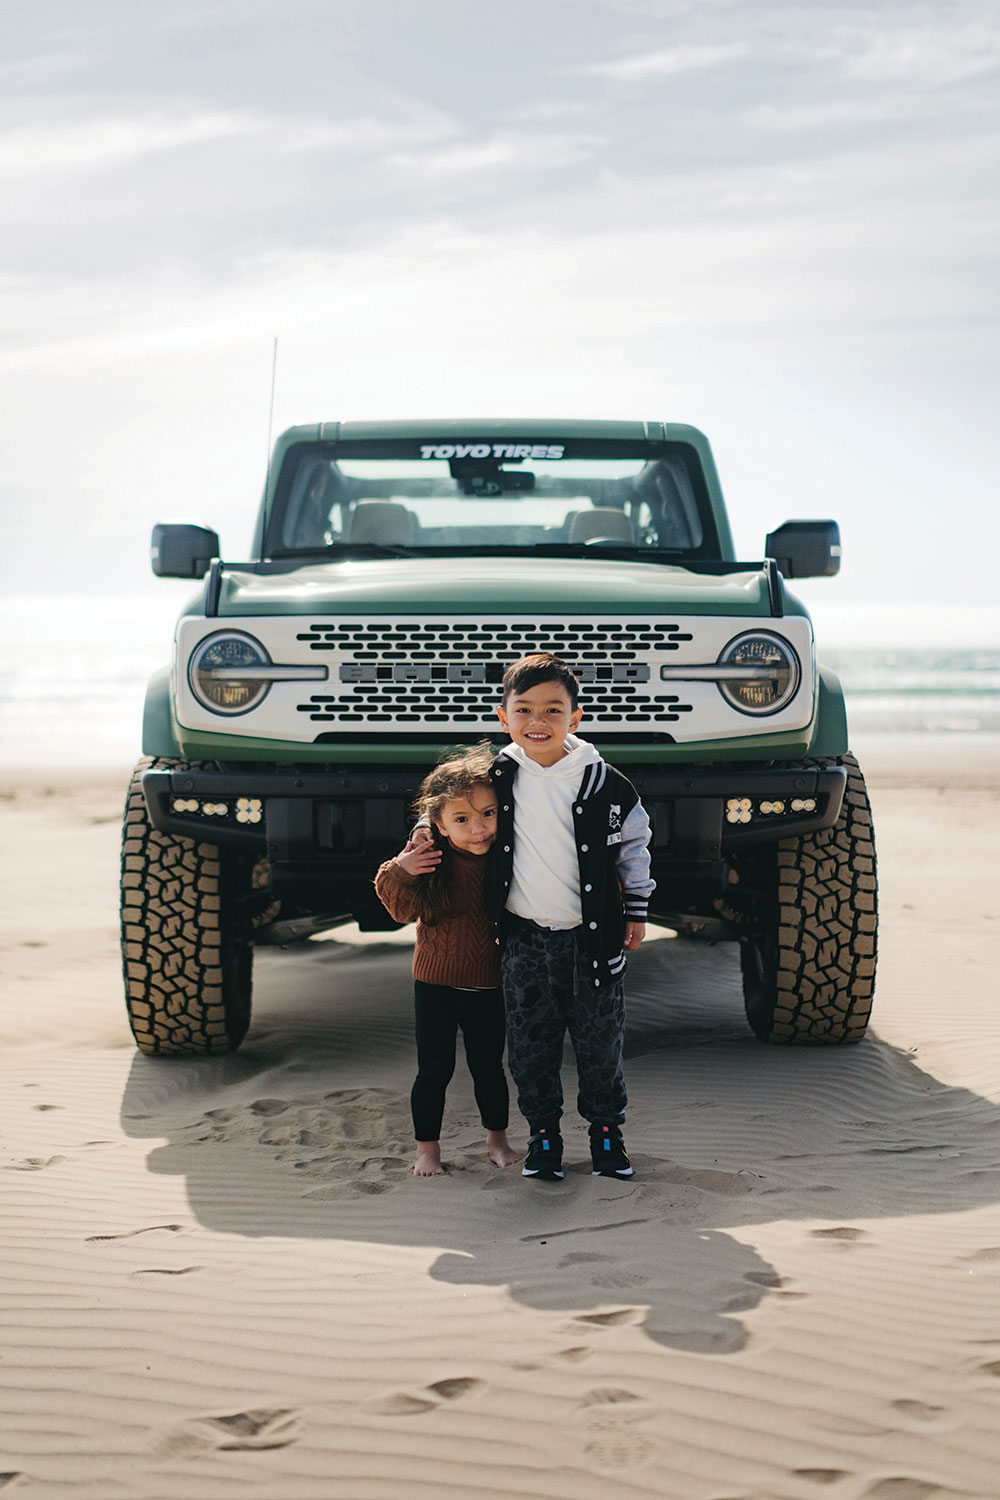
[486, 1130, 521, 1168]
[414, 1143, 445, 1176]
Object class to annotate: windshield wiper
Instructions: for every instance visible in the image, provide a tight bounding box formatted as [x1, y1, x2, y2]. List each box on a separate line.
[269, 542, 415, 560]
[526, 542, 646, 557]
[267, 542, 688, 563]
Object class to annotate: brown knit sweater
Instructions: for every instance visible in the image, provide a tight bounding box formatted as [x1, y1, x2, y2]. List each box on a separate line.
[374, 849, 500, 988]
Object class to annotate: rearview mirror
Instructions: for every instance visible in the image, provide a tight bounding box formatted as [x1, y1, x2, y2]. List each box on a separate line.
[151, 523, 220, 579]
[765, 520, 841, 579]
[450, 459, 535, 496]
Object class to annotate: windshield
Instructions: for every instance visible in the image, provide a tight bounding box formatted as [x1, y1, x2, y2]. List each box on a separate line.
[267, 440, 714, 557]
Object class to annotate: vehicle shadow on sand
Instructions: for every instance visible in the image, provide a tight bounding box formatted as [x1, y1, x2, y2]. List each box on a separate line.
[118, 933, 1000, 1353]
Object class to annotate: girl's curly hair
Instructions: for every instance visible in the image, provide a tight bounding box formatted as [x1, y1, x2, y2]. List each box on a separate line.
[410, 742, 497, 925]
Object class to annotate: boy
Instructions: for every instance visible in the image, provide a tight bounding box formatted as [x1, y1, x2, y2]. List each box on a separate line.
[486, 652, 654, 1181]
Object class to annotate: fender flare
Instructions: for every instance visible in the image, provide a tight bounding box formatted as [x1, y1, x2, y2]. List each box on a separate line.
[141, 667, 182, 758]
[807, 662, 850, 758]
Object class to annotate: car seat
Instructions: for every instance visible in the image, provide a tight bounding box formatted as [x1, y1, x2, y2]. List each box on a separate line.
[567, 508, 635, 544]
[348, 501, 416, 546]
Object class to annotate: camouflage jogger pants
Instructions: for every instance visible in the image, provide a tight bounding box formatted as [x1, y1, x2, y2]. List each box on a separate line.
[501, 918, 627, 1128]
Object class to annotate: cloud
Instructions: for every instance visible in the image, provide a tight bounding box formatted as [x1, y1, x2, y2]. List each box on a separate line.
[0, 111, 258, 175]
[385, 129, 602, 176]
[0, 107, 457, 179]
[568, 12, 1000, 94]
[838, 21, 1000, 87]
[568, 41, 749, 80]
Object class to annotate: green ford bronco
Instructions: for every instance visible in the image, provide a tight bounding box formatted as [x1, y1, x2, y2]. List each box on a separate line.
[121, 418, 876, 1055]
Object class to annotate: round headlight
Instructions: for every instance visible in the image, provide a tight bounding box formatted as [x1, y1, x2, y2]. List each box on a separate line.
[717, 631, 800, 716]
[189, 631, 272, 716]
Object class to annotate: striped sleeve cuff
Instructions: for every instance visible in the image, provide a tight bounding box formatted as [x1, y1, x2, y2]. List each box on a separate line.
[623, 895, 649, 920]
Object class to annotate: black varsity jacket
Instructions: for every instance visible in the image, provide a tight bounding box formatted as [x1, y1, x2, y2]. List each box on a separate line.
[483, 751, 655, 986]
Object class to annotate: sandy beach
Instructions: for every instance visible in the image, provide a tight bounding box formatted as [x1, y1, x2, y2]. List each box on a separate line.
[2, 736, 1000, 1499]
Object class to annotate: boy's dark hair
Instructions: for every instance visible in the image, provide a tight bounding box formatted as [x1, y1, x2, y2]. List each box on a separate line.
[501, 653, 580, 710]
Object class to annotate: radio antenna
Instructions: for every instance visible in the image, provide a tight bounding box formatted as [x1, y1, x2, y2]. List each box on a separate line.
[264, 335, 279, 499]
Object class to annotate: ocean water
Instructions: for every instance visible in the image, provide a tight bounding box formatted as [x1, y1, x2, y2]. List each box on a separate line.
[1, 595, 999, 768]
[824, 649, 1000, 735]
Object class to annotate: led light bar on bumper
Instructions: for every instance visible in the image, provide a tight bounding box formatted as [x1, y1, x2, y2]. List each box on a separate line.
[141, 764, 846, 867]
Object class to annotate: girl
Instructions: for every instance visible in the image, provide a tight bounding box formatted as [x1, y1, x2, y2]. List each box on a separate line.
[374, 748, 520, 1177]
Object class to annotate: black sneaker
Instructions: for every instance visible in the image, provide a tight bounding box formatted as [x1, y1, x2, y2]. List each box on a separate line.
[590, 1122, 634, 1178]
[522, 1123, 564, 1180]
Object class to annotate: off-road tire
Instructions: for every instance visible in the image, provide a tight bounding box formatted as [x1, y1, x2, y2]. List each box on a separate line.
[120, 757, 254, 1056]
[739, 753, 877, 1044]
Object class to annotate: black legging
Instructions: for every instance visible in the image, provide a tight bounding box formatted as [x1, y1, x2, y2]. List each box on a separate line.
[411, 980, 509, 1141]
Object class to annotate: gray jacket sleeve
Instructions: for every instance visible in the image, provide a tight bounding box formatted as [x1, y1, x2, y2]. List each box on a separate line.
[616, 801, 655, 920]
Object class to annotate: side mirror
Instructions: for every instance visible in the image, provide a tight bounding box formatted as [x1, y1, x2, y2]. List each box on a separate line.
[151, 523, 220, 579]
[765, 520, 841, 579]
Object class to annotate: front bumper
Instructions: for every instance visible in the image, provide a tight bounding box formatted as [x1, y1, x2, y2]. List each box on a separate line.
[142, 761, 846, 870]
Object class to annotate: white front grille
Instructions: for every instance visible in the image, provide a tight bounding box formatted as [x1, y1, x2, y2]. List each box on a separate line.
[174, 614, 815, 742]
[295, 618, 694, 727]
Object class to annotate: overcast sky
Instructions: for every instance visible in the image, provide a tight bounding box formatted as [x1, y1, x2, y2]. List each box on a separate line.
[2, 0, 998, 610]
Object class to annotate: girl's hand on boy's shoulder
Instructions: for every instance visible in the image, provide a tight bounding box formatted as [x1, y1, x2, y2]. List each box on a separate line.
[623, 921, 646, 951]
[395, 838, 442, 877]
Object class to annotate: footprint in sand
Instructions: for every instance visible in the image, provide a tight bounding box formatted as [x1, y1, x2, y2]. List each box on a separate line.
[583, 1431, 659, 1468]
[6, 1156, 67, 1171]
[572, 1307, 645, 1329]
[371, 1392, 438, 1415]
[87, 1225, 184, 1243]
[743, 1269, 785, 1287]
[658, 1164, 763, 1197]
[741, 1268, 807, 1300]
[368, 1377, 484, 1416]
[889, 1399, 948, 1424]
[591, 1269, 652, 1290]
[579, 1386, 657, 1469]
[793, 1470, 851, 1486]
[581, 1387, 644, 1407]
[129, 1266, 202, 1279]
[198, 1091, 412, 1179]
[861, 1480, 950, 1499]
[428, 1377, 482, 1400]
[555, 1251, 649, 1290]
[153, 1406, 300, 1456]
[809, 1226, 872, 1244]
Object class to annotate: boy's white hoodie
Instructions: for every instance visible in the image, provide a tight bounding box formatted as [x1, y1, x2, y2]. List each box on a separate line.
[500, 733, 600, 929]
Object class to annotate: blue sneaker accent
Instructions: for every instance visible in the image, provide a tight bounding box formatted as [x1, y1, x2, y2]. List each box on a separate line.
[589, 1123, 633, 1178]
[522, 1124, 564, 1180]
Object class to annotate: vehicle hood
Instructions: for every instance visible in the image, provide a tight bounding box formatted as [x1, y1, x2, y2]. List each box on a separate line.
[213, 557, 791, 618]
